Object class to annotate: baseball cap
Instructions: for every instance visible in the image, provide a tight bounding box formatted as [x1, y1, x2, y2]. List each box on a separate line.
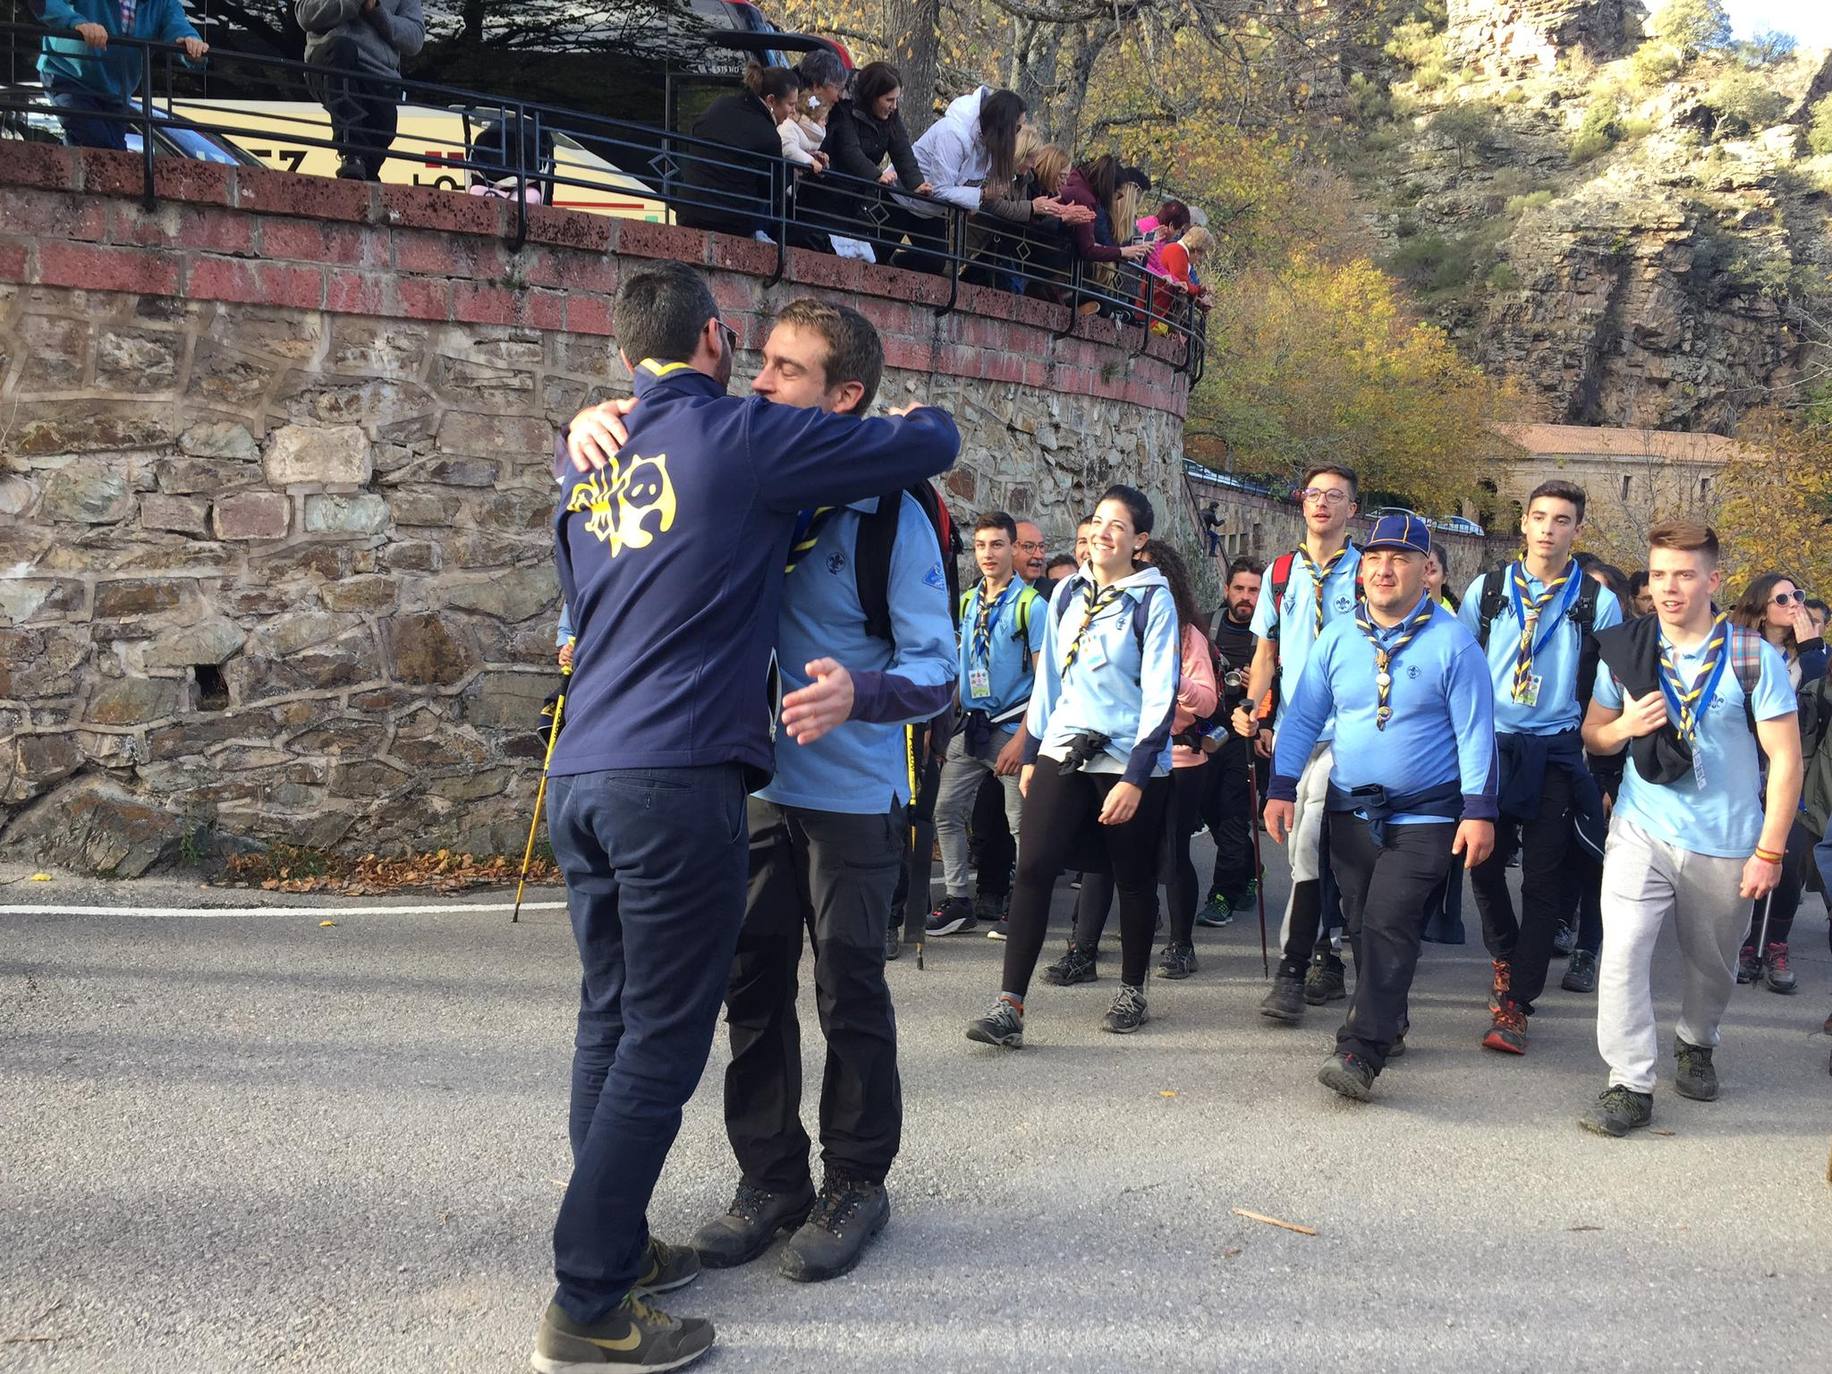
[1362, 512, 1430, 555]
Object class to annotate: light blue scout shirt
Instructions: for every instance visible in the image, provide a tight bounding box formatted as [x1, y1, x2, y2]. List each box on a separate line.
[1250, 543, 1362, 734]
[958, 578, 1046, 720]
[757, 493, 955, 814]
[1020, 564, 1180, 785]
[1459, 565, 1623, 735]
[1593, 634, 1794, 858]
[1270, 596, 1499, 825]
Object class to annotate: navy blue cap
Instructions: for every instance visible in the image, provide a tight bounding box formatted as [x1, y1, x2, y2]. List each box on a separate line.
[1363, 512, 1431, 555]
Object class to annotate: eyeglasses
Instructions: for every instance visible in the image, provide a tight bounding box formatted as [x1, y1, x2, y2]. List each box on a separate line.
[1295, 487, 1350, 506]
[715, 319, 739, 352]
[1016, 540, 1046, 552]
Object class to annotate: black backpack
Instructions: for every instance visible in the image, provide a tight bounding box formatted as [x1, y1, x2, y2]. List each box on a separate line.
[1475, 565, 1603, 708]
[852, 480, 958, 642]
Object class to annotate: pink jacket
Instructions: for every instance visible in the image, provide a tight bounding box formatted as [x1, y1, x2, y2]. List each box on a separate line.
[1170, 623, 1218, 769]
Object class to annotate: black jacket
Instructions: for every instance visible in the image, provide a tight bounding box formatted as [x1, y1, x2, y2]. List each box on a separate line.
[820, 100, 922, 191]
[1594, 616, 1707, 787]
[680, 91, 782, 230]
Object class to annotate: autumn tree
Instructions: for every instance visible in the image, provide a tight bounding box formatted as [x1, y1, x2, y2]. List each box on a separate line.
[1714, 412, 1832, 595]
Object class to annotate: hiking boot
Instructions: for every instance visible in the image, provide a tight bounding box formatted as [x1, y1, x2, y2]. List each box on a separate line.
[633, 1238, 701, 1294]
[973, 891, 1006, 924]
[1551, 920, 1577, 958]
[884, 926, 902, 962]
[1157, 941, 1198, 980]
[1482, 1000, 1528, 1055]
[1562, 948, 1599, 994]
[1674, 1037, 1719, 1101]
[1317, 1051, 1376, 1101]
[690, 1183, 814, 1270]
[1736, 944, 1760, 984]
[1577, 1086, 1653, 1138]
[1042, 942, 1098, 986]
[780, 1175, 890, 1283]
[531, 1293, 713, 1373]
[1260, 973, 1306, 1023]
[965, 995, 1024, 1047]
[1762, 943, 1797, 995]
[1488, 957, 1512, 1014]
[1100, 982, 1149, 1033]
[1195, 892, 1234, 928]
[1387, 1024, 1407, 1059]
[925, 898, 976, 937]
[1304, 953, 1346, 1005]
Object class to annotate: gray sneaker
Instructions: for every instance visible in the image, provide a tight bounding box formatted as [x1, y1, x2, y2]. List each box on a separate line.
[1578, 1085, 1654, 1137]
[1101, 982, 1149, 1033]
[965, 996, 1024, 1047]
[1260, 973, 1306, 1023]
[1674, 1037, 1719, 1101]
[531, 1294, 713, 1373]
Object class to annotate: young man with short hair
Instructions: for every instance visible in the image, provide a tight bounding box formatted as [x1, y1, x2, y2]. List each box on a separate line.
[1266, 513, 1497, 1101]
[1234, 465, 1363, 1021]
[1197, 556, 1264, 926]
[1458, 481, 1622, 1054]
[1578, 522, 1800, 1137]
[1073, 517, 1095, 568]
[538, 269, 957, 1371]
[927, 512, 1045, 937]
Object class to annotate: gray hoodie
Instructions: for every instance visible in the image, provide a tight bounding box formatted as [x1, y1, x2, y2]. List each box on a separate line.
[297, 0, 424, 78]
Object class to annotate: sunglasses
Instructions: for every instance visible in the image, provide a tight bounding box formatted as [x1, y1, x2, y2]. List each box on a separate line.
[715, 319, 739, 352]
[1772, 590, 1806, 606]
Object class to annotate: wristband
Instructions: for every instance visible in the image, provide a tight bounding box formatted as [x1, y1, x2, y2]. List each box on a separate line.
[1754, 847, 1783, 863]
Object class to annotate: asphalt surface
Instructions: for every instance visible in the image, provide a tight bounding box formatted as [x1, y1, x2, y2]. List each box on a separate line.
[3, 842, 1830, 1374]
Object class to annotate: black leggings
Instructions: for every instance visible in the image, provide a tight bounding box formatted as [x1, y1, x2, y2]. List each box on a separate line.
[1745, 819, 1817, 949]
[1002, 766, 1169, 998]
[1072, 766, 1206, 948]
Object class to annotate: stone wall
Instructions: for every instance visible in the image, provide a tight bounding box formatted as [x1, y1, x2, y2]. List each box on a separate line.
[0, 147, 1191, 873]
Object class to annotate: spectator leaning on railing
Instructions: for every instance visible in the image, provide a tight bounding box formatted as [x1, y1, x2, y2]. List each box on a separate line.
[680, 63, 827, 248]
[296, 0, 424, 183]
[31, 0, 208, 150]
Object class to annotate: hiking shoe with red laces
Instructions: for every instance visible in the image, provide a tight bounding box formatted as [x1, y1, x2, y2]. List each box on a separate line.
[1482, 1000, 1528, 1054]
[1763, 943, 1797, 995]
[1488, 958, 1512, 1014]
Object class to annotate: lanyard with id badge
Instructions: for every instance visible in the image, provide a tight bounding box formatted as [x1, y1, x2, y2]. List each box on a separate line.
[1657, 620, 1731, 790]
[968, 583, 1012, 701]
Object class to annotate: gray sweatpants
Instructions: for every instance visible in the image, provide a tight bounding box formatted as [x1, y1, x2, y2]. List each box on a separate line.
[1596, 816, 1747, 1094]
[932, 724, 1024, 899]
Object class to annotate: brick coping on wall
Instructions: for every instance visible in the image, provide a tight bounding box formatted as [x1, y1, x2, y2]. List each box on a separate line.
[0, 145, 1189, 421]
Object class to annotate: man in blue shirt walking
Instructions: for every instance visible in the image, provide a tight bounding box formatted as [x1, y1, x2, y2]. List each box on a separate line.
[685, 300, 956, 1286]
[32, 0, 208, 149]
[1266, 512, 1498, 1101]
[535, 265, 957, 1373]
[1457, 480, 1622, 1055]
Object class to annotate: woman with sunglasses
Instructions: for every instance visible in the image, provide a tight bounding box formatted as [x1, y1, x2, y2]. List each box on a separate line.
[1727, 572, 1829, 993]
[965, 484, 1179, 1046]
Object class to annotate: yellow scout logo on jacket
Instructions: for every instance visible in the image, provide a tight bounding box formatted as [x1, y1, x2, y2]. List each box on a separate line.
[567, 453, 678, 557]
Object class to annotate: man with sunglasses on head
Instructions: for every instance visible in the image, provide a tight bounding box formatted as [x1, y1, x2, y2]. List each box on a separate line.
[1234, 464, 1363, 1024]
[534, 262, 958, 1373]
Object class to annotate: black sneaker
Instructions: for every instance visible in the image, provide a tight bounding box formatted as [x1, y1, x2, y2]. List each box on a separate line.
[1101, 982, 1149, 1033]
[633, 1237, 701, 1294]
[531, 1293, 713, 1373]
[1317, 1051, 1376, 1101]
[985, 918, 1010, 941]
[925, 898, 976, 937]
[1194, 892, 1233, 928]
[780, 1176, 890, 1283]
[1736, 944, 1760, 984]
[690, 1182, 814, 1270]
[1156, 941, 1197, 979]
[1674, 1037, 1719, 1101]
[1303, 954, 1346, 1006]
[1562, 948, 1598, 994]
[1551, 920, 1577, 958]
[1068, 871, 1083, 890]
[884, 926, 902, 962]
[1260, 974, 1305, 1023]
[1042, 942, 1098, 985]
[966, 996, 1024, 1047]
[1578, 1085, 1653, 1137]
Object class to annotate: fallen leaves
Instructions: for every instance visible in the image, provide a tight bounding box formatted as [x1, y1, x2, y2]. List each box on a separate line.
[29, 873, 51, 882]
[1232, 1207, 1318, 1236]
[219, 846, 560, 896]
[319, 920, 337, 928]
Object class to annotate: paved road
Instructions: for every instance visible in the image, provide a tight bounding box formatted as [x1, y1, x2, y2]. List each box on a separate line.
[3, 844, 1830, 1373]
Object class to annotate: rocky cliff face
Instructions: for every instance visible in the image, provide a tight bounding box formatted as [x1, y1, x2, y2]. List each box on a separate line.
[1446, 0, 1639, 75]
[1358, 17, 1832, 432]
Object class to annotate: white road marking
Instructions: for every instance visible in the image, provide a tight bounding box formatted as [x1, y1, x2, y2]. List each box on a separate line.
[0, 900, 569, 918]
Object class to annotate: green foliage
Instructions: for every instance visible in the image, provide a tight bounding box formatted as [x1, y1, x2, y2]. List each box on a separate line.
[1429, 103, 1494, 171]
[1618, 115, 1656, 141]
[1808, 95, 1832, 157]
[1630, 40, 1686, 87]
[1648, 0, 1734, 58]
[1569, 101, 1621, 165]
[1505, 190, 1555, 217]
[1737, 29, 1797, 67]
[1345, 72, 1393, 127]
[1498, 83, 1527, 106]
[1704, 70, 1791, 140]
[1384, 16, 1445, 69]
[1385, 233, 1474, 294]
[1486, 262, 1524, 291]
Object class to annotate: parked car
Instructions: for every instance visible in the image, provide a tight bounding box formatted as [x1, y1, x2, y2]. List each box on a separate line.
[0, 87, 263, 166]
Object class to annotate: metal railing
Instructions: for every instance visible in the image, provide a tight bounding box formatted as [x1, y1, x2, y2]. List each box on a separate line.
[3, 23, 1206, 376]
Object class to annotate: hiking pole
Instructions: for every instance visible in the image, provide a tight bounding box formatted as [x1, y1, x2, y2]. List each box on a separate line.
[512, 665, 570, 925]
[906, 723, 926, 970]
[1751, 887, 1775, 970]
[1247, 747, 1269, 980]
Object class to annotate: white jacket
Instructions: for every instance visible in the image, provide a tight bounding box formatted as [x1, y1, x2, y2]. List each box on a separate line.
[908, 86, 989, 217]
[779, 114, 826, 167]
